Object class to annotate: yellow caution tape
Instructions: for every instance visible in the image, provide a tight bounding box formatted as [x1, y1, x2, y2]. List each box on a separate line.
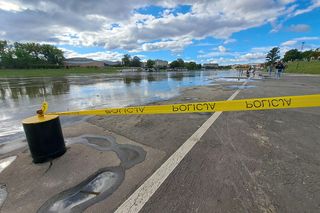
[41, 101, 48, 114]
[45, 94, 320, 116]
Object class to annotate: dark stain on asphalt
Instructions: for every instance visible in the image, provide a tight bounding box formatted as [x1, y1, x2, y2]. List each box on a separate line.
[38, 135, 146, 213]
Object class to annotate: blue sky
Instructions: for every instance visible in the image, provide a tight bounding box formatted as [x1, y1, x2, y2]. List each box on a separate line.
[0, 0, 320, 64]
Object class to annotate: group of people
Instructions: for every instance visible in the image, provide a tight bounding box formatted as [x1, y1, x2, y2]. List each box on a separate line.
[269, 61, 286, 79]
[238, 66, 256, 79]
[237, 62, 285, 80]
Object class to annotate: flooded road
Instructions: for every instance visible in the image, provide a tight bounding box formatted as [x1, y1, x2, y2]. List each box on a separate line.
[0, 70, 239, 143]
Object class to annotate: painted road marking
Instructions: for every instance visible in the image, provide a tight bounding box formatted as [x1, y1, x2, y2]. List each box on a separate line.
[114, 82, 247, 213]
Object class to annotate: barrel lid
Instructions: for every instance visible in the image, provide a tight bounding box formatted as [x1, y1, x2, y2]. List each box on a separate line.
[22, 115, 59, 124]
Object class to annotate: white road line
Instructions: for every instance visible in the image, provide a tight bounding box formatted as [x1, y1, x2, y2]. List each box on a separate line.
[115, 82, 247, 213]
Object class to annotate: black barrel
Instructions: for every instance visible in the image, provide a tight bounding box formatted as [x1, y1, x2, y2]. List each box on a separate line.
[22, 115, 66, 163]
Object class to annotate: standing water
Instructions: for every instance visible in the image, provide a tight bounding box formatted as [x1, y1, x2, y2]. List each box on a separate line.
[0, 70, 239, 144]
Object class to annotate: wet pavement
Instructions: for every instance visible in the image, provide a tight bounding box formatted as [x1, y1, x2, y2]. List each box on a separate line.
[0, 73, 319, 213]
[0, 70, 240, 143]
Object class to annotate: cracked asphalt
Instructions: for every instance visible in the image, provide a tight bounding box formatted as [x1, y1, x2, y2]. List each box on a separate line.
[90, 74, 320, 213]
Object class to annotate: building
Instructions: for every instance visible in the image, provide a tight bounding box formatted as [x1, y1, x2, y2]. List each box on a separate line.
[232, 63, 265, 70]
[64, 57, 105, 68]
[203, 63, 219, 69]
[154, 60, 168, 68]
[103, 60, 121, 66]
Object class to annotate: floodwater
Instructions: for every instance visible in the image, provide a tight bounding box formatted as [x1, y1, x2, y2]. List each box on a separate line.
[0, 70, 241, 144]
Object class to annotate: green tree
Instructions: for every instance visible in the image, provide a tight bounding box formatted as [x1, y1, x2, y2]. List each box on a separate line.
[170, 58, 185, 68]
[122, 54, 131, 67]
[0, 40, 64, 69]
[14, 42, 33, 68]
[266, 47, 280, 65]
[146, 59, 155, 68]
[131, 56, 141, 67]
[177, 58, 184, 67]
[41, 44, 64, 65]
[301, 50, 313, 61]
[0, 42, 15, 68]
[169, 60, 179, 68]
[0, 40, 7, 67]
[185, 61, 197, 70]
[283, 49, 301, 62]
[266, 47, 280, 72]
[311, 49, 320, 59]
[0, 40, 7, 54]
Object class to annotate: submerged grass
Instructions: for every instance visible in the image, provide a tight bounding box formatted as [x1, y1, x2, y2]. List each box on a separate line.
[0, 67, 120, 78]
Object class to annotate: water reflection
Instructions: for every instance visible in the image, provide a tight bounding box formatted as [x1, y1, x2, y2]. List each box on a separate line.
[0, 78, 70, 101]
[0, 70, 238, 143]
[123, 76, 143, 84]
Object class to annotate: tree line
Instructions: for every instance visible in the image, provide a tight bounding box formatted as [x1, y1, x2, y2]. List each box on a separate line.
[266, 46, 320, 66]
[169, 58, 202, 70]
[283, 48, 320, 62]
[121, 54, 202, 70]
[0, 40, 64, 69]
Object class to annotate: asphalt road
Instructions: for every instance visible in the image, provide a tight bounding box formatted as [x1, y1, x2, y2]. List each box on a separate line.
[91, 74, 320, 213]
[1, 74, 319, 213]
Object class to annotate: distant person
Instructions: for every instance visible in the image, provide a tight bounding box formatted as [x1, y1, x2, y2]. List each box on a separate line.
[275, 61, 284, 79]
[268, 65, 272, 76]
[252, 66, 256, 77]
[246, 69, 250, 78]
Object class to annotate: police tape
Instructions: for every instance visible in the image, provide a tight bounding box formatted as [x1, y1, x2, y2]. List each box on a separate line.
[45, 94, 320, 116]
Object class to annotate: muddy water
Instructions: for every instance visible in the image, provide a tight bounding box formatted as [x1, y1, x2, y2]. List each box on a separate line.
[0, 70, 239, 143]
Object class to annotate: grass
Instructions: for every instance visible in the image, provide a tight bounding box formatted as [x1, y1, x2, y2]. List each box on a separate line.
[285, 60, 320, 74]
[0, 67, 121, 78]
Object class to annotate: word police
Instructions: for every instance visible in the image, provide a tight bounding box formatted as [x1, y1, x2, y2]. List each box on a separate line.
[245, 98, 291, 109]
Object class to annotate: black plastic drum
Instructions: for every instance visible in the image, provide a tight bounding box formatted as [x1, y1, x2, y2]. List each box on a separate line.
[22, 115, 66, 163]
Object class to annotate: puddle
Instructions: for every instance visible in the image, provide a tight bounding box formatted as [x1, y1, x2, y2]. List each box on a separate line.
[0, 156, 17, 173]
[84, 137, 112, 148]
[1, 70, 241, 144]
[39, 135, 146, 212]
[0, 184, 7, 208]
[0, 140, 27, 155]
[117, 145, 146, 169]
[38, 167, 124, 213]
[224, 85, 256, 90]
[66, 135, 146, 169]
[213, 77, 249, 82]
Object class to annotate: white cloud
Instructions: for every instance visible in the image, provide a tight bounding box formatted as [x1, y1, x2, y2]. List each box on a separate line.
[288, 24, 310, 32]
[223, 38, 237, 44]
[218, 45, 227, 53]
[61, 48, 124, 61]
[0, 1, 25, 12]
[240, 52, 266, 60]
[206, 53, 266, 65]
[281, 40, 298, 46]
[295, 36, 320, 41]
[140, 37, 193, 52]
[281, 36, 320, 47]
[293, 0, 320, 16]
[0, 0, 319, 53]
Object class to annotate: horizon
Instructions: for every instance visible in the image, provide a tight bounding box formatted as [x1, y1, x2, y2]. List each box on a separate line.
[1, 0, 320, 65]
